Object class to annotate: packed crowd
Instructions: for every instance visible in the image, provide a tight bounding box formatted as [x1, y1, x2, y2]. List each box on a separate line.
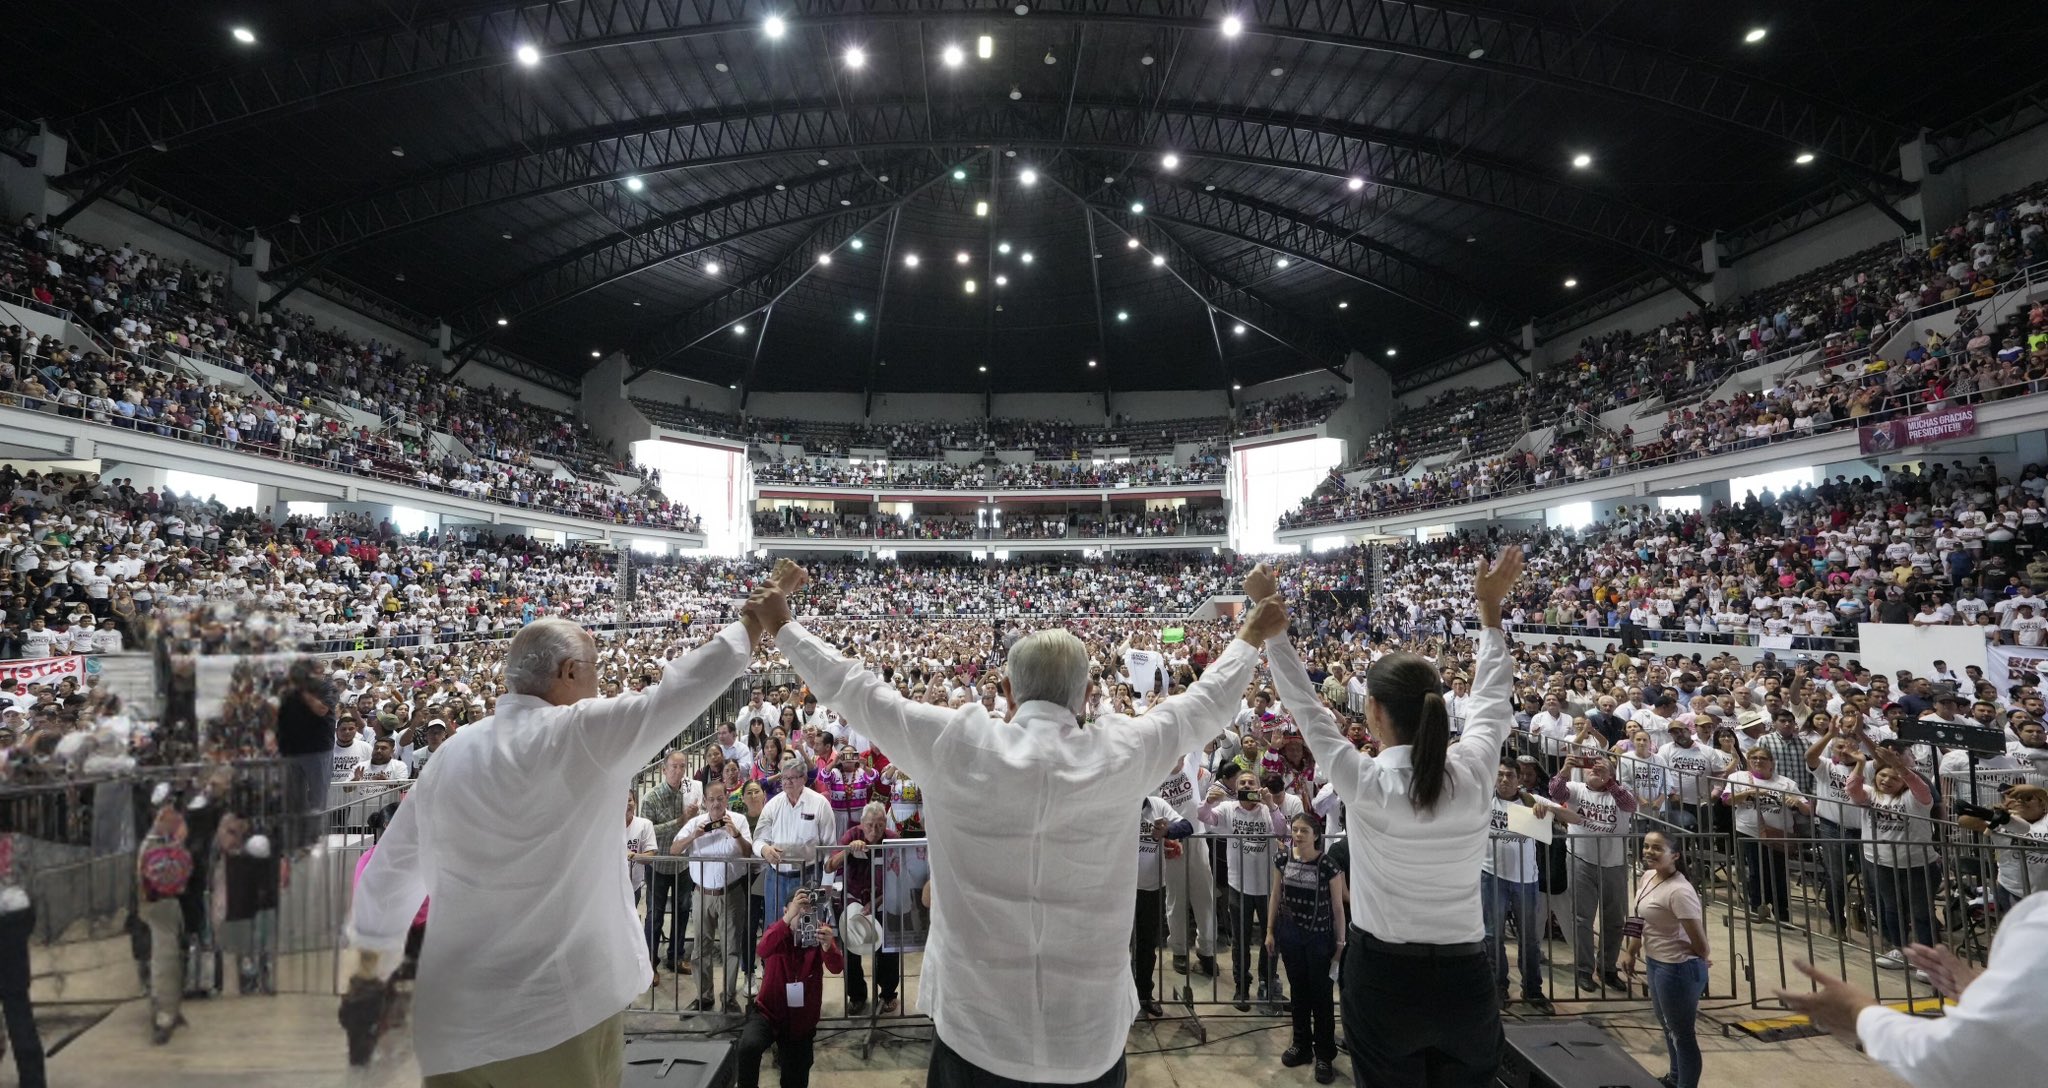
[1303, 176, 2048, 518]
[751, 506, 1227, 540]
[754, 455, 1224, 490]
[2, 222, 693, 529]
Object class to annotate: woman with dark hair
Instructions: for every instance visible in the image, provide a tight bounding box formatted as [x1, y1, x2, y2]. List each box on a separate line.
[1264, 546, 1524, 1088]
[746, 715, 772, 756]
[1619, 830, 1710, 1088]
[1265, 812, 1346, 1083]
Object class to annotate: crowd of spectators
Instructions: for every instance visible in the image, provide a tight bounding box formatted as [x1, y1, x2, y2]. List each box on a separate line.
[754, 455, 1224, 490]
[2, 221, 691, 529]
[751, 506, 1226, 540]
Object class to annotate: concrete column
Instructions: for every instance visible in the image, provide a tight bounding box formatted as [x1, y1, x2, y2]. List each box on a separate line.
[1324, 351, 1393, 451]
[0, 124, 69, 222]
[1898, 132, 1964, 249]
[234, 234, 275, 314]
[1698, 235, 1740, 306]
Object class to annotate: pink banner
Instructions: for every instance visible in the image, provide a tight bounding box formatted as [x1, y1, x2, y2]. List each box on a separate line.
[0, 655, 85, 691]
[1858, 405, 1976, 454]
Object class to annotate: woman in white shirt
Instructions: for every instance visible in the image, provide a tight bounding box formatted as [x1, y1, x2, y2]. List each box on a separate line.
[1267, 546, 1523, 1088]
[1845, 741, 1938, 967]
[1721, 748, 1812, 925]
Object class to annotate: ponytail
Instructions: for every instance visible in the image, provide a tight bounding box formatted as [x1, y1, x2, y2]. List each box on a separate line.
[1410, 691, 1452, 811]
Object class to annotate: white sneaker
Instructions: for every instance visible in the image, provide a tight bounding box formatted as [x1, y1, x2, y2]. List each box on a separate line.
[1875, 949, 1908, 970]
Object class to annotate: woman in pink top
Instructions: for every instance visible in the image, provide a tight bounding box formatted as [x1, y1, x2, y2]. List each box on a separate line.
[1619, 831, 1710, 1088]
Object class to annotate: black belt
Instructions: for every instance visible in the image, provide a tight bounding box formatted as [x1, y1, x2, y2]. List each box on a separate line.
[1351, 925, 1486, 958]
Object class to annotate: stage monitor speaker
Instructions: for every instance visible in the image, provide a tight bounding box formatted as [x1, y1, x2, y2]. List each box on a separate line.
[622, 1037, 736, 1087]
[1498, 1021, 1662, 1088]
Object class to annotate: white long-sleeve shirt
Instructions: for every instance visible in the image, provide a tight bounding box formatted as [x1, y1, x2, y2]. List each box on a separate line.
[345, 622, 753, 1076]
[778, 619, 1258, 1084]
[1271, 625, 1513, 945]
[1856, 890, 2048, 1086]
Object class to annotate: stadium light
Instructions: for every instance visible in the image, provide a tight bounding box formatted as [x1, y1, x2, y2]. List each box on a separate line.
[1794, 151, 1816, 165]
[1161, 153, 1180, 171]
[1019, 168, 1038, 186]
[515, 44, 541, 66]
[232, 27, 257, 45]
[763, 15, 787, 39]
[703, 261, 721, 276]
[1563, 277, 1578, 288]
[844, 46, 866, 68]
[978, 34, 994, 59]
[1571, 152, 1593, 169]
[1347, 177, 1365, 191]
[942, 44, 965, 67]
[624, 176, 645, 192]
[1232, 324, 1246, 335]
[1743, 27, 1767, 44]
[1221, 16, 1243, 37]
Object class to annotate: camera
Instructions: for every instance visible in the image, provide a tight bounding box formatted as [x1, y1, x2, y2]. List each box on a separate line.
[793, 885, 835, 948]
[1237, 787, 1260, 804]
[1953, 801, 2010, 828]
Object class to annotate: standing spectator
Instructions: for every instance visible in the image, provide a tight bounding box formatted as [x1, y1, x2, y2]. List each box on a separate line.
[734, 888, 843, 1088]
[1619, 831, 1711, 1088]
[673, 788, 754, 1014]
[641, 751, 702, 975]
[137, 803, 192, 1045]
[1483, 759, 1556, 1011]
[825, 802, 899, 1016]
[0, 830, 45, 1087]
[1131, 794, 1192, 1018]
[754, 755, 836, 929]
[1551, 754, 1640, 993]
[1198, 769, 1290, 1012]
[1156, 751, 1217, 978]
[1265, 813, 1345, 1083]
[626, 793, 657, 909]
[1849, 741, 1939, 965]
[274, 664, 333, 850]
[1723, 747, 1811, 925]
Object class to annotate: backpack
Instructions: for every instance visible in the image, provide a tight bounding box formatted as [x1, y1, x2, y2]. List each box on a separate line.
[140, 843, 193, 899]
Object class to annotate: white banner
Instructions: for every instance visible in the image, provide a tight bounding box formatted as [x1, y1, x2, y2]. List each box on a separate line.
[1854, 623, 1990, 687]
[1987, 644, 2048, 688]
[0, 655, 88, 691]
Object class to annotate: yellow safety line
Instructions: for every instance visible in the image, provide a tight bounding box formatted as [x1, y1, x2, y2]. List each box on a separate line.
[1731, 996, 1950, 1039]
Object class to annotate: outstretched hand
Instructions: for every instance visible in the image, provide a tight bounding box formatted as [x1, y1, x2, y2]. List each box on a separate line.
[1473, 545, 1523, 627]
[743, 586, 793, 640]
[1243, 562, 1277, 602]
[1903, 943, 1981, 1002]
[771, 559, 809, 595]
[1239, 595, 1289, 645]
[1775, 959, 1877, 1042]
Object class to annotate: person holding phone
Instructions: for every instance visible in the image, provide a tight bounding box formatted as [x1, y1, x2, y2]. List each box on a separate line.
[1264, 546, 1524, 1088]
[735, 889, 843, 1088]
[673, 788, 754, 1014]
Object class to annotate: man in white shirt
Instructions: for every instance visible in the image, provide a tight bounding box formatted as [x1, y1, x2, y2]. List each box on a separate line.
[351, 737, 411, 783]
[331, 718, 373, 781]
[751, 560, 1283, 1086]
[753, 753, 837, 927]
[345, 610, 762, 1084]
[670, 788, 753, 1013]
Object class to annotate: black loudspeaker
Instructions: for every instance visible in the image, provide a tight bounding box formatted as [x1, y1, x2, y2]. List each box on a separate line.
[622, 1037, 737, 1087]
[1497, 1021, 1662, 1088]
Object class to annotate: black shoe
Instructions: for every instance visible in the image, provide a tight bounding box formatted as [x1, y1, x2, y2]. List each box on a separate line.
[1282, 1045, 1312, 1068]
[1601, 971, 1629, 993]
[1523, 992, 1554, 1015]
[846, 996, 867, 1017]
[152, 1023, 173, 1045]
[1171, 954, 1189, 974]
[723, 997, 741, 1015]
[1657, 1076, 1677, 1088]
[689, 995, 717, 1012]
[1234, 989, 1251, 1012]
[1196, 955, 1218, 977]
[1315, 1059, 1337, 1084]
[1575, 971, 1598, 993]
[1141, 998, 1165, 1018]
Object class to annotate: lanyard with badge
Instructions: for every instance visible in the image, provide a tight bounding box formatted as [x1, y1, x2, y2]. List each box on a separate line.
[1623, 871, 1665, 940]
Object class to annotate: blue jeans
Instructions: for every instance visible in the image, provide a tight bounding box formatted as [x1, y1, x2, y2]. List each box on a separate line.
[761, 867, 807, 932]
[1646, 957, 1707, 1088]
[1480, 872, 1543, 996]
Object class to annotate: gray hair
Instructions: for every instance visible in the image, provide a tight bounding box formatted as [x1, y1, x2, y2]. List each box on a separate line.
[1007, 629, 1091, 714]
[502, 618, 589, 696]
[860, 800, 887, 823]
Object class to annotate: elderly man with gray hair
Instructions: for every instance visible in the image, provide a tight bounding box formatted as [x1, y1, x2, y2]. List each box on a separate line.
[345, 607, 767, 1087]
[748, 560, 1289, 1087]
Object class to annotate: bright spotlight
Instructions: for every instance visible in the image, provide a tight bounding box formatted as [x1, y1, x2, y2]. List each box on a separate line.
[1161, 153, 1180, 170]
[515, 44, 541, 66]
[1744, 27, 1767, 44]
[1468, 318, 1481, 327]
[1221, 16, 1243, 37]
[975, 200, 989, 217]
[1347, 177, 1365, 191]
[953, 168, 967, 181]
[998, 242, 1012, 254]
[977, 34, 994, 59]
[624, 176, 645, 192]
[1020, 252, 1033, 264]
[942, 44, 965, 67]
[1087, 359, 1097, 367]
[1019, 168, 1038, 186]
[1232, 324, 1246, 335]
[1116, 310, 1129, 321]
[844, 46, 866, 68]
[1385, 347, 1397, 357]
[704, 261, 721, 276]
[1794, 151, 1816, 165]
[1571, 152, 1592, 169]
[496, 317, 509, 326]
[964, 279, 977, 294]
[956, 251, 971, 265]
[904, 254, 920, 268]
[734, 324, 748, 335]
[1152, 254, 1166, 267]
[849, 238, 865, 250]
[1126, 237, 1140, 249]
[231, 27, 257, 45]
[764, 15, 787, 39]
[817, 253, 832, 266]
[1563, 277, 1578, 288]
[853, 310, 867, 323]
[1130, 201, 1145, 214]
[1275, 257, 1291, 269]
[995, 275, 1008, 286]
[1337, 301, 1349, 309]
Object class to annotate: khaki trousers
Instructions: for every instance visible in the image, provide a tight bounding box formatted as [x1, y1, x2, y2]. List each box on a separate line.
[423, 1010, 623, 1088]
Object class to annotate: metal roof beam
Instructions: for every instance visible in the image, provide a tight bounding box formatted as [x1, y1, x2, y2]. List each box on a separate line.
[50, 0, 1906, 183]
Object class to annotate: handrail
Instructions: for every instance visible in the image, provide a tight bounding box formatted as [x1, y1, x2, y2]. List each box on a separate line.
[0, 390, 703, 532]
[1283, 374, 2047, 530]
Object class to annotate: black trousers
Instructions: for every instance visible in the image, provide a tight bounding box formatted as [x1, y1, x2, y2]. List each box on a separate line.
[1341, 929, 1500, 1088]
[927, 1034, 1126, 1088]
[1277, 923, 1337, 1063]
[1131, 887, 1163, 1002]
[845, 949, 900, 1004]
[736, 1006, 815, 1088]
[0, 908, 46, 1088]
[1230, 888, 1273, 995]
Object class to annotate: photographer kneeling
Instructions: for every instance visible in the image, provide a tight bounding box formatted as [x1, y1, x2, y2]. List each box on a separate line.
[736, 887, 844, 1088]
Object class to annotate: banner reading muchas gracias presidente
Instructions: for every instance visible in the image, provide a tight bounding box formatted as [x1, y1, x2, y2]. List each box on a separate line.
[1858, 405, 1976, 454]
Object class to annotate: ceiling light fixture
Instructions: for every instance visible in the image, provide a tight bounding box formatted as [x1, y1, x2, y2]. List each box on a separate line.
[734, 324, 748, 335]
[1087, 359, 1097, 367]
[1571, 152, 1592, 169]
[703, 261, 721, 275]
[844, 46, 866, 68]
[998, 242, 1012, 254]
[391, 145, 405, 157]
[1347, 176, 1365, 191]
[850, 238, 865, 250]
[1467, 47, 1485, 59]
[393, 271, 405, 282]
[1140, 53, 1155, 66]
[979, 365, 988, 372]
[1743, 27, 1767, 44]
[995, 274, 1008, 286]
[1009, 84, 1022, 100]
[1016, 2, 1031, 14]
[953, 168, 968, 181]
[1794, 151, 1816, 165]
[515, 44, 541, 66]
[1019, 167, 1038, 186]
[1044, 49, 1057, 65]
[1221, 15, 1243, 37]
[1232, 324, 1246, 335]
[763, 15, 787, 39]
[1385, 347, 1397, 357]
[975, 200, 989, 216]
[496, 317, 508, 326]
[977, 34, 994, 59]
[1204, 183, 1216, 191]
[232, 27, 257, 45]
[956, 251, 971, 265]
[1338, 301, 1349, 309]
[625, 176, 645, 191]
[1275, 257, 1291, 268]
[853, 309, 867, 322]
[1126, 237, 1140, 249]
[1563, 277, 1578, 288]
[1130, 201, 1145, 214]
[1468, 318, 1481, 327]
[1161, 153, 1180, 170]
[965, 279, 978, 294]
[817, 158, 830, 166]
[1116, 310, 1129, 321]
[714, 61, 729, 72]
[591, 350, 602, 358]
[1020, 252, 1033, 264]
[942, 44, 965, 67]
[500, 231, 511, 240]
[1232, 383, 1242, 390]
[904, 254, 920, 267]
[1152, 254, 1166, 267]
[817, 253, 832, 266]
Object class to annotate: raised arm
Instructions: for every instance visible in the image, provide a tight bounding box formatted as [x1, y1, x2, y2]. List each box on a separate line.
[1269, 632, 1366, 799]
[343, 790, 427, 982]
[1134, 566, 1287, 770]
[575, 621, 756, 769]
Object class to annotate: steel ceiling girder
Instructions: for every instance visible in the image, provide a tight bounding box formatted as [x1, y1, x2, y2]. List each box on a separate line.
[445, 164, 899, 333]
[51, 0, 1906, 182]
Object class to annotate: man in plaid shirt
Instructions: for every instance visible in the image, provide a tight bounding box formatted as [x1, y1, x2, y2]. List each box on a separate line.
[641, 751, 703, 973]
